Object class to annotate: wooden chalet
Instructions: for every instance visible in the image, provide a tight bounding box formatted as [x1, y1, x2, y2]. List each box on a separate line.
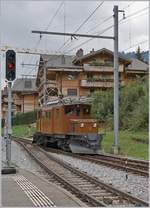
[36, 48, 148, 105]
[12, 78, 38, 114]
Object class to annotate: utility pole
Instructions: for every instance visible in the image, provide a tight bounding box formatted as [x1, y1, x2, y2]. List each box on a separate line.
[113, 5, 119, 154]
[32, 5, 125, 154]
[7, 81, 12, 166]
[112, 5, 125, 154]
[43, 61, 47, 106]
[2, 50, 16, 174]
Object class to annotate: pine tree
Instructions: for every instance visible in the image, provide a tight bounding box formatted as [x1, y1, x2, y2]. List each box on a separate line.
[135, 46, 143, 61]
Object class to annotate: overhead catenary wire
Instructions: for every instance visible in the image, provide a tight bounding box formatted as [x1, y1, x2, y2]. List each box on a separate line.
[31, 1, 106, 73]
[22, 1, 64, 78]
[58, 1, 139, 53]
[123, 39, 148, 52]
[36, 7, 148, 65]
[64, 7, 148, 54]
[25, 4, 148, 79]
[45, 1, 64, 31]
[58, 1, 104, 51]
[86, 1, 135, 35]
[62, 15, 113, 52]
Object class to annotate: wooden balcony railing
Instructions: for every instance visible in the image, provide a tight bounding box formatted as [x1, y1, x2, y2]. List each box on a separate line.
[80, 79, 125, 88]
[80, 80, 114, 88]
[84, 64, 123, 72]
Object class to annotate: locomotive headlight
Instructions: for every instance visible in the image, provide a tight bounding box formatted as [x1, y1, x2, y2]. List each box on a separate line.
[93, 123, 97, 127]
[80, 123, 84, 128]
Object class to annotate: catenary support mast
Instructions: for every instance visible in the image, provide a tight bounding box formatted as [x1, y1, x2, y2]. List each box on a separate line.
[113, 5, 119, 153]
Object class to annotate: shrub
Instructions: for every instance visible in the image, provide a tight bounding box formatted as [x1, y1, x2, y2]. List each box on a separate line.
[91, 76, 148, 131]
[12, 111, 37, 126]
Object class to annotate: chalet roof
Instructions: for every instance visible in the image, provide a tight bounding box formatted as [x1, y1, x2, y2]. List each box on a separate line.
[73, 48, 131, 64]
[12, 78, 37, 93]
[126, 58, 148, 71]
[41, 54, 75, 68]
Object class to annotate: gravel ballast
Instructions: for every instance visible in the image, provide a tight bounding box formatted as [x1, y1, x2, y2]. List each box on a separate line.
[49, 152, 148, 202]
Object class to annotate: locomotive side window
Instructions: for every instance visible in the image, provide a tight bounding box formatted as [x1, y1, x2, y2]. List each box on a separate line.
[65, 107, 74, 116]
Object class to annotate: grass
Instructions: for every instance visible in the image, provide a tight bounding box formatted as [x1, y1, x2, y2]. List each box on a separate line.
[12, 124, 36, 138]
[12, 124, 148, 160]
[100, 129, 148, 160]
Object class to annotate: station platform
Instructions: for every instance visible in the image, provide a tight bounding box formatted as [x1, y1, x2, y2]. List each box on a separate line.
[2, 168, 86, 207]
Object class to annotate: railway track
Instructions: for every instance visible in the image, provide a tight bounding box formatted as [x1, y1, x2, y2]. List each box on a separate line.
[42, 147, 149, 176]
[14, 139, 148, 207]
[81, 154, 148, 176]
[12, 136, 149, 176]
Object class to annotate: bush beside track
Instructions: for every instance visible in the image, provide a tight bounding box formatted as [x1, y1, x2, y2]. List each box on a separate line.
[12, 111, 37, 126]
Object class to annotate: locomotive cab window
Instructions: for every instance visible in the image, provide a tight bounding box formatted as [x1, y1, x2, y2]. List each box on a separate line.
[65, 107, 74, 116]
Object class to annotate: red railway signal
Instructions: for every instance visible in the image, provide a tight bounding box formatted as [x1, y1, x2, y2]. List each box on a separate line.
[6, 50, 16, 81]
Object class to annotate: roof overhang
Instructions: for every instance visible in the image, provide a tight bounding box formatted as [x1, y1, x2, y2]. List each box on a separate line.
[73, 48, 131, 65]
[47, 66, 83, 72]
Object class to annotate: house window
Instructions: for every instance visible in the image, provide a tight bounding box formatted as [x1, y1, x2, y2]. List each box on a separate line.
[24, 80, 32, 88]
[65, 107, 74, 115]
[67, 89, 77, 96]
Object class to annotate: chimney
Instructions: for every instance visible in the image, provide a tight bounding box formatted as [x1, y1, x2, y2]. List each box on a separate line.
[76, 48, 83, 58]
[90, 48, 95, 53]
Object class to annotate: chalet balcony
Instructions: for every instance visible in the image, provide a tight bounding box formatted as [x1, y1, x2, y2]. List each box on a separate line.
[80, 79, 125, 88]
[80, 80, 114, 88]
[83, 63, 123, 72]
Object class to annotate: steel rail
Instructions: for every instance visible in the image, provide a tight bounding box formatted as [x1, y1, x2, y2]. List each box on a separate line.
[14, 139, 148, 207]
[42, 147, 148, 176]
[12, 136, 148, 176]
[16, 141, 106, 207]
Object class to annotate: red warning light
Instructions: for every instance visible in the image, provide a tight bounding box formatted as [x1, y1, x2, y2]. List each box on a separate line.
[8, 63, 14, 70]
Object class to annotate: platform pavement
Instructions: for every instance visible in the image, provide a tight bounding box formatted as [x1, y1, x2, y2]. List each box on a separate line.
[2, 168, 87, 207]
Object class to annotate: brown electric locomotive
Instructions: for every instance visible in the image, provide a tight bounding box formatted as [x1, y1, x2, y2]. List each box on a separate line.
[33, 101, 103, 154]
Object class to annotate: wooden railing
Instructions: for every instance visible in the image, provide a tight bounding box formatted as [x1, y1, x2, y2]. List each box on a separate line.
[80, 80, 114, 88]
[84, 64, 123, 72]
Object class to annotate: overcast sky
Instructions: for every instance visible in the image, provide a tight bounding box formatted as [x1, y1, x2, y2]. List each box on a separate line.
[0, 1, 149, 88]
